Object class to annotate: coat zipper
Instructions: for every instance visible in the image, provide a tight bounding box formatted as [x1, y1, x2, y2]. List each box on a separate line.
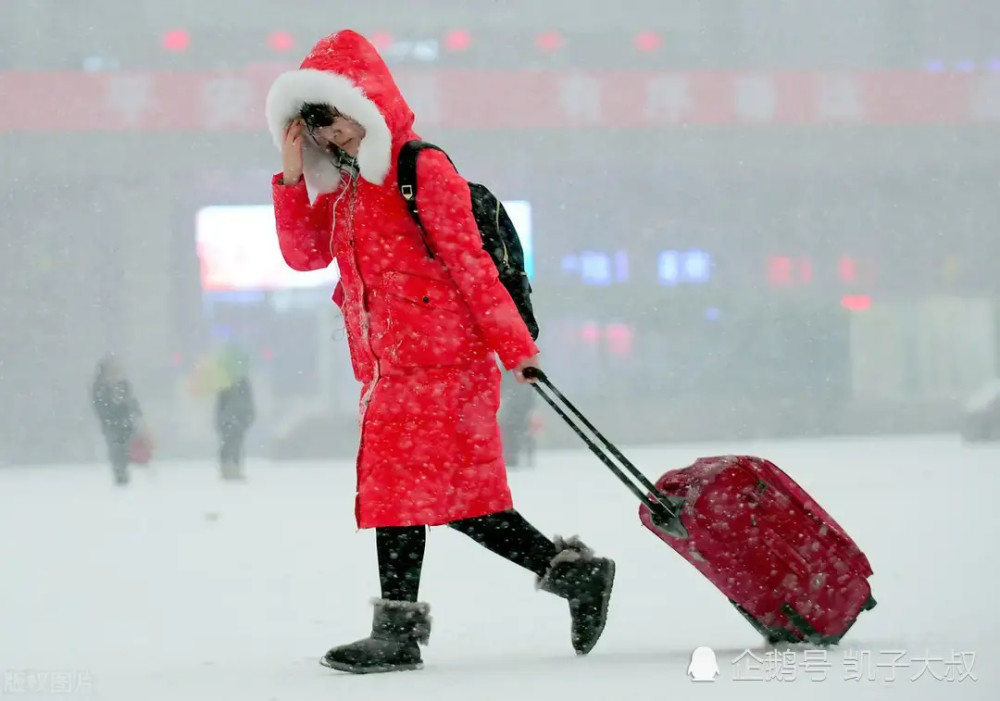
[344, 175, 381, 428]
[343, 176, 376, 367]
[344, 174, 380, 527]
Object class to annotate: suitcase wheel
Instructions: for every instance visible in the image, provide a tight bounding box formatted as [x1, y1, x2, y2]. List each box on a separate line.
[779, 602, 869, 647]
[731, 600, 866, 648]
[731, 601, 794, 643]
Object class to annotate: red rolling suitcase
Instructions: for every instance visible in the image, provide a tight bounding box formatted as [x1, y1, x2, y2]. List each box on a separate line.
[525, 369, 876, 645]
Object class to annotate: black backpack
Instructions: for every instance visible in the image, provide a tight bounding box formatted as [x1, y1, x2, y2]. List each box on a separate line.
[396, 140, 539, 341]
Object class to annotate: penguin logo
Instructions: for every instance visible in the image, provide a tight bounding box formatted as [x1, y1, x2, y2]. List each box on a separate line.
[687, 646, 720, 682]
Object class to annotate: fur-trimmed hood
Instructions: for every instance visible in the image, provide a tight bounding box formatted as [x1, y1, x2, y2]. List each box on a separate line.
[265, 30, 415, 202]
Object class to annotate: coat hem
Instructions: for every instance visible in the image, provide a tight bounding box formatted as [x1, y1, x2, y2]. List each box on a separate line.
[356, 497, 515, 530]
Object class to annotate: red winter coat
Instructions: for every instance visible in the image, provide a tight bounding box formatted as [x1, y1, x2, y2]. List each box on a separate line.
[266, 30, 539, 529]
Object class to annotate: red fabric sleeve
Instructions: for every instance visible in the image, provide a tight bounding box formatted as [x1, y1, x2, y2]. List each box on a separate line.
[414, 150, 539, 370]
[271, 173, 334, 271]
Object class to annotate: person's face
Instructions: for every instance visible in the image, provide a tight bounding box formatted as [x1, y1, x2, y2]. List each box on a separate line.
[309, 113, 366, 158]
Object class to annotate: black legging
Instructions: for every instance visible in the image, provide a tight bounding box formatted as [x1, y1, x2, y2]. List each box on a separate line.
[376, 510, 557, 602]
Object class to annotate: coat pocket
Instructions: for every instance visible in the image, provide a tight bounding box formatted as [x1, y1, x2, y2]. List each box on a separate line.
[376, 271, 480, 367]
[381, 271, 466, 311]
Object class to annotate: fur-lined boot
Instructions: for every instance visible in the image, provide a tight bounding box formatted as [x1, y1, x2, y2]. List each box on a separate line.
[320, 599, 431, 674]
[536, 536, 616, 655]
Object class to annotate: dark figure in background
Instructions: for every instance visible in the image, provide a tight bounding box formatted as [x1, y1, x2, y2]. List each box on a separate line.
[91, 356, 145, 486]
[215, 373, 256, 480]
[499, 371, 537, 468]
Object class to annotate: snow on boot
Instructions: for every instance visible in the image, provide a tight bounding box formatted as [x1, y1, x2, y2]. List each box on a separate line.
[320, 599, 431, 674]
[536, 536, 616, 655]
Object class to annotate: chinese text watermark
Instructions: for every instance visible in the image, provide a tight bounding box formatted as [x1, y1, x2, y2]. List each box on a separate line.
[1, 669, 93, 696]
[729, 648, 977, 683]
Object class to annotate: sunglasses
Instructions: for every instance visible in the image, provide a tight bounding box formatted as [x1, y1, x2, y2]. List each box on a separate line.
[299, 103, 342, 130]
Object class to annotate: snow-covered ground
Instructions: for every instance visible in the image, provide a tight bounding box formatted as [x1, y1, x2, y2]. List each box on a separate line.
[1, 434, 996, 700]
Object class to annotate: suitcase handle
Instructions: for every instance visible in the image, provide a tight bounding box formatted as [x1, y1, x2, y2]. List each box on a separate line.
[524, 368, 688, 538]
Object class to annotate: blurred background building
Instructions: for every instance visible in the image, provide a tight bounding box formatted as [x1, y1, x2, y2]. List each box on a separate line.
[2, 0, 999, 462]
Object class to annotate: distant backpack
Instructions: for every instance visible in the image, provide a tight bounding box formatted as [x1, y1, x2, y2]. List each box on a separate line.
[396, 140, 539, 341]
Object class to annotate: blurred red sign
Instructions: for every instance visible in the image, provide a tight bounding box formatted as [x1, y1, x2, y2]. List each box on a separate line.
[0, 69, 996, 131]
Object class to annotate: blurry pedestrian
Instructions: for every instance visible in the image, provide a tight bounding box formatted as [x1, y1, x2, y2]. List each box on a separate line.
[266, 29, 615, 674]
[214, 354, 256, 481]
[90, 355, 148, 486]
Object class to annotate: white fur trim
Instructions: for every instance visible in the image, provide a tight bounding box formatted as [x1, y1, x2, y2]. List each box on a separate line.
[551, 535, 595, 561]
[265, 68, 393, 201]
[370, 597, 432, 615]
[370, 598, 432, 644]
[535, 535, 596, 591]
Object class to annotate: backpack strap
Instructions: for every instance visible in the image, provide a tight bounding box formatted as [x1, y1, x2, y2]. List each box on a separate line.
[397, 140, 455, 260]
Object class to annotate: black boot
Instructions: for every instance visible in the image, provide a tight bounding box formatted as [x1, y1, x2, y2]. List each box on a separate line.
[321, 599, 431, 674]
[536, 536, 615, 655]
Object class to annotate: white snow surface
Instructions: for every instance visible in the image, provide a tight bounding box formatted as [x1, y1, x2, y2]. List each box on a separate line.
[1, 434, 996, 700]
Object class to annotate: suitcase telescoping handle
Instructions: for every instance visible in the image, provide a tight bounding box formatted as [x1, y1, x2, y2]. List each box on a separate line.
[523, 368, 689, 538]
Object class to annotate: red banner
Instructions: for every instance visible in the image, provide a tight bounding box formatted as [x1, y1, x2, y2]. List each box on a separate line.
[1, 69, 998, 131]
